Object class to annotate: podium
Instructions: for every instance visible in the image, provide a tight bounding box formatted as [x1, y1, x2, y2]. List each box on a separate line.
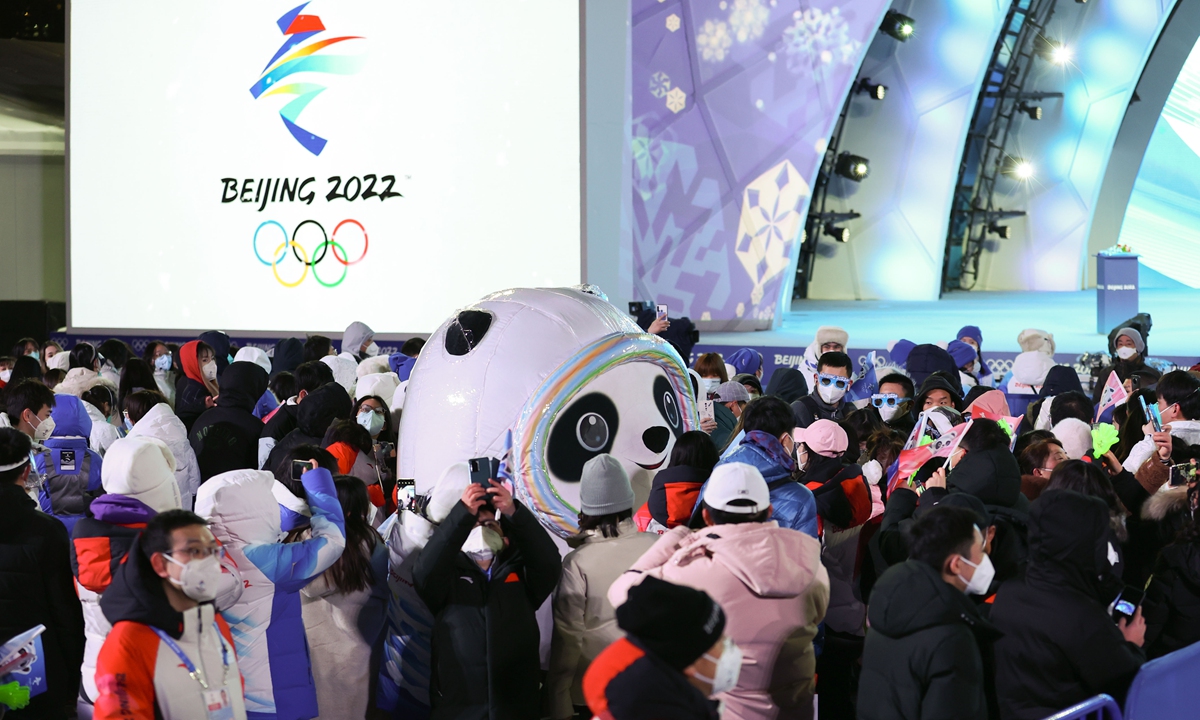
[1095, 252, 1139, 334]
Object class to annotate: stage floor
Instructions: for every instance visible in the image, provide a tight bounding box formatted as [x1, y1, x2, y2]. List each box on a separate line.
[701, 289, 1200, 359]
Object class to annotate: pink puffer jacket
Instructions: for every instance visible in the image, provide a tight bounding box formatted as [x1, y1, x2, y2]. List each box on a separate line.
[610, 522, 829, 720]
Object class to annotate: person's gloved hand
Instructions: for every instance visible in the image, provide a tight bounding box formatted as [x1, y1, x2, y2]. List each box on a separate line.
[862, 459, 883, 486]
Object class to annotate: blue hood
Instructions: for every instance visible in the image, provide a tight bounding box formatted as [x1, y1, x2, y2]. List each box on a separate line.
[50, 394, 93, 437]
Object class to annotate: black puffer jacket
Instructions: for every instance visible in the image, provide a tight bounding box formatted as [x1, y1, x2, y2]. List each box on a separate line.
[174, 375, 211, 432]
[1142, 486, 1200, 658]
[858, 560, 999, 720]
[991, 490, 1144, 719]
[791, 391, 851, 428]
[413, 501, 561, 720]
[765, 367, 808, 404]
[270, 337, 303, 377]
[949, 448, 1030, 584]
[266, 382, 351, 472]
[0, 481, 85, 719]
[189, 362, 270, 481]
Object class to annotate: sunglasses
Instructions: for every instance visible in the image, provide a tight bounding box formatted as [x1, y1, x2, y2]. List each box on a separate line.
[818, 373, 850, 390]
[871, 393, 903, 408]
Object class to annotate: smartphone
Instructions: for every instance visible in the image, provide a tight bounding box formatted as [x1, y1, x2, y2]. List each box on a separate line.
[1170, 462, 1198, 487]
[656, 303, 668, 320]
[395, 478, 416, 511]
[291, 459, 310, 481]
[700, 400, 715, 421]
[468, 457, 492, 488]
[1130, 375, 1141, 392]
[1112, 586, 1145, 622]
[1140, 395, 1163, 432]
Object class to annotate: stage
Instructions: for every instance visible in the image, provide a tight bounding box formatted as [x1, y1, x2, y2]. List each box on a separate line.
[696, 287, 1200, 376]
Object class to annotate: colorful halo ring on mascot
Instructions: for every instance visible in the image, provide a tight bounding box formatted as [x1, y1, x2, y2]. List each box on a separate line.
[511, 332, 699, 537]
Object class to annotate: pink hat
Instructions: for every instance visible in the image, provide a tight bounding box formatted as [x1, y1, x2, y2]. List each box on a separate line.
[793, 419, 848, 457]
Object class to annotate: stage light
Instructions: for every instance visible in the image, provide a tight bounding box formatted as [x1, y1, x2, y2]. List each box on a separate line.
[1035, 36, 1071, 64]
[1017, 102, 1042, 120]
[824, 222, 850, 243]
[987, 222, 1011, 239]
[834, 152, 870, 182]
[881, 11, 915, 42]
[856, 78, 887, 100]
[1002, 157, 1035, 180]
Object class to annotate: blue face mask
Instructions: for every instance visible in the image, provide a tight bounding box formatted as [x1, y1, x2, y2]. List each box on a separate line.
[154, 353, 173, 372]
[123, 413, 134, 432]
[29, 351, 39, 361]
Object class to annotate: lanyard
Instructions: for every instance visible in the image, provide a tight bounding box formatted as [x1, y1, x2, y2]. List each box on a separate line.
[151, 622, 230, 691]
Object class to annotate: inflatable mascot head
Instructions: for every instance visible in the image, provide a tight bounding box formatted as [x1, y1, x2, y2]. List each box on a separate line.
[398, 287, 698, 537]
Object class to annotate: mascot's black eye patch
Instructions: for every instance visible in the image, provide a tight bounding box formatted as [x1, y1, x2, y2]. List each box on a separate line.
[547, 393, 619, 482]
[654, 375, 683, 437]
[445, 310, 492, 356]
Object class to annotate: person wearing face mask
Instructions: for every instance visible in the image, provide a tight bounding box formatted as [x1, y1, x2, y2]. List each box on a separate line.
[1122, 370, 1200, 474]
[709, 381, 750, 450]
[31, 393, 106, 533]
[143, 341, 178, 407]
[353, 394, 397, 497]
[56, 342, 111, 397]
[792, 351, 854, 428]
[232, 346, 279, 419]
[610, 464, 828, 720]
[0, 427, 86, 720]
[196, 464, 346, 720]
[1092, 327, 1152, 404]
[991, 490, 1145, 719]
[94, 509, 248, 720]
[870, 372, 915, 433]
[956, 325, 994, 388]
[858, 506, 1001, 720]
[259, 361, 336, 466]
[80, 384, 124, 457]
[800, 326, 849, 388]
[948, 339, 981, 391]
[586, 576, 731, 720]
[174, 341, 219, 432]
[694, 397, 818, 538]
[692, 353, 729, 400]
[342, 321, 380, 363]
[413, 468, 561, 720]
[5, 377, 56, 442]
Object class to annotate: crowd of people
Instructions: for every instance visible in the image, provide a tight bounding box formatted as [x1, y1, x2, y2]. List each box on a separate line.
[1, 317, 1198, 720]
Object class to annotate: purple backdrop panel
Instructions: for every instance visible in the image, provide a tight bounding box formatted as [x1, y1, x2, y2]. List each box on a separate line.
[630, 0, 891, 331]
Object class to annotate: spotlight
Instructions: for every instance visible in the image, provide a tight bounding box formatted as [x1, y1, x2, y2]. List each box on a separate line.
[1017, 102, 1043, 120]
[834, 152, 870, 182]
[987, 222, 1012, 239]
[1002, 157, 1035, 180]
[824, 222, 850, 243]
[881, 11, 915, 42]
[856, 78, 887, 100]
[1035, 36, 1071, 64]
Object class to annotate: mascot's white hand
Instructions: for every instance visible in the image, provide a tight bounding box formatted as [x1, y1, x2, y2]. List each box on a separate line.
[863, 459, 882, 486]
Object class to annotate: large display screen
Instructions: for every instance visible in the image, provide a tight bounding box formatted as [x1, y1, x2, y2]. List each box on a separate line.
[69, 1, 581, 333]
[1119, 35, 1200, 288]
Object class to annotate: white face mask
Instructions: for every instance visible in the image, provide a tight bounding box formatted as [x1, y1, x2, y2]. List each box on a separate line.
[357, 410, 384, 437]
[878, 404, 900, 422]
[702, 378, 720, 396]
[31, 414, 55, 442]
[956, 553, 995, 596]
[693, 637, 743, 697]
[0, 369, 10, 383]
[971, 360, 981, 375]
[461, 525, 504, 563]
[364, 342, 381, 357]
[1116, 346, 1137, 360]
[202, 361, 218, 382]
[164, 553, 223, 602]
[154, 353, 173, 372]
[817, 382, 847, 405]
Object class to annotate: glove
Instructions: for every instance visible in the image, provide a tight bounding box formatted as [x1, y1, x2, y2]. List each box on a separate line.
[1092, 423, 1119, 457]
[863, 459, 883, 486]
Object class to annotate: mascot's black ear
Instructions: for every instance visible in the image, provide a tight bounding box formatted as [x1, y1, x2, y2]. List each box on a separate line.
[446, 310, 493, 356]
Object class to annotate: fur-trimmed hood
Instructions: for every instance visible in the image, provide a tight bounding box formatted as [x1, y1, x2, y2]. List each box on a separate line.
[1142, 485, 1189, 522]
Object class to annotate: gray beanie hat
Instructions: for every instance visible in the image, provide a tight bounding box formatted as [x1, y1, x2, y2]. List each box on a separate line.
[1116, 327, 1145, 353]
[579, 454, 634, 516]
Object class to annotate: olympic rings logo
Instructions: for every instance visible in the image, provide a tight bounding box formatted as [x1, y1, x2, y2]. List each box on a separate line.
[253, 219, 369, 288]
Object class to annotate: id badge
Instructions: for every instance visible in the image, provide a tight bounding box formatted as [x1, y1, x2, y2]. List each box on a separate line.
[202, 688, 235, 720]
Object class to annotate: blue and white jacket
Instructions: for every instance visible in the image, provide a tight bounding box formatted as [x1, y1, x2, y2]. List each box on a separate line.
[35, 393, 104, 533]
[196, 467, 346, 720]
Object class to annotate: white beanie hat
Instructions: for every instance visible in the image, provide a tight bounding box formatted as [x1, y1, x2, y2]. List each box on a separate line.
[357, 355, 392, 378]
[101, 436, 182, 513]
[1052, 418, 1093, 460]
[234, 346, 272, 375]
[428, 462, 472, 523]
[321, 354, 358, 395]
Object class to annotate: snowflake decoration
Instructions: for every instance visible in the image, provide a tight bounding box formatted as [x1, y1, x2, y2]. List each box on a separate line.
[781, 6, 859, 75]
[665, 86, 687, 113]
[650, 71, 671, 98]
[666, 13, 681, 32]
[696, 19, 732, 63]
[728, 0, 769, 43]
[735, 160, 810, 311]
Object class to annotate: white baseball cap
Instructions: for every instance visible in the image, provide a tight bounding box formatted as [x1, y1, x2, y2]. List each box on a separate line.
[704, 463, 770, 514]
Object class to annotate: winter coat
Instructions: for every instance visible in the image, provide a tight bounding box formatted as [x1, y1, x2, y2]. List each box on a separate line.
[765, 367, 808, 404]
[413, 500, 562, 720]
[271, 338, 304, 377]
[377, 510, 438, 718]
[0, 481, 86, 718]
[82, 399, 123, 456]
[71, 494, 158, 703]
[196, 467, 347, 720]
[858, 560, 999, 720]
[175, 375, 211, 432]
[55, 367, 112, 398]
[711, 401, 738, 450]
[547, 519, 659, 718]
[948, 447, 1031, 583]
[301, 538, 389, 720]
[609, 523, 829, 720]
[910, 372, 964, 422]
[706, 442, 818, 537]
[791, 391, 851, 428]
[343, 321, 374, 358]
[95, 533, 247, 720]
[190, 362, 270, 481]
[991, 490, 1144, 719]
[35, 393, 105, 533]
[647, 465, 709, 529]
[266, 383, 352, 473]
[127, 403, 202, 509]
[1122, 419, 1200, 473]
[1141, 486, 1200, 658]
[1092, 358, 1153, 405]
[153, 368, 176, 406]
[582, 636, 719, 720]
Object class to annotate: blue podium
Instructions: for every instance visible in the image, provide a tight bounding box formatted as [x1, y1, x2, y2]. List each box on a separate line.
[1095, 252, 1139, 334]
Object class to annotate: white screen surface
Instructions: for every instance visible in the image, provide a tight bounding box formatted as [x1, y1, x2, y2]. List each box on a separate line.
[69, 0, 581, 334]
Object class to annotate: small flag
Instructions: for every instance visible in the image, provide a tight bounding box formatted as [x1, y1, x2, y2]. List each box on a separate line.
[496, 429, 514, 484]
[847, 351, 880, 403]
[904, 412, 928, 451]
[971, 408, 1024, 450]
[887, 420, 972, 494]
[1095, 371, 1129, 422]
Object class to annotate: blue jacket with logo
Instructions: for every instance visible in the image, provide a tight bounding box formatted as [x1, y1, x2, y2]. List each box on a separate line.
[695, 441, 819, 538]
[35, 394, 104, 533]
